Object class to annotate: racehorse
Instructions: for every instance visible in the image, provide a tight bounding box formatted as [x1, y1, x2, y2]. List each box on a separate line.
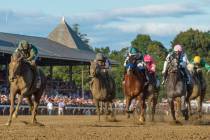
[165, 56, 189, 122]
[6, 53, 46, 126]
[145, 73, 159, 121]
[90, 61, 116, 121]
[123, 56, 147, 123]
[186, 64, 206, 118]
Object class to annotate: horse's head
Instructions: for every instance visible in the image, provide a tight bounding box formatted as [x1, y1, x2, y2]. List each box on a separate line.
[90, 61, 100, 77]
[126, 56, 137, 75]
[9, 54, 23, 81]
[168, 56, 180, 73]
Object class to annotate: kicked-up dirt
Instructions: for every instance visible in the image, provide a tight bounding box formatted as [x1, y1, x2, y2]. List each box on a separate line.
[0, 115, 210, 140]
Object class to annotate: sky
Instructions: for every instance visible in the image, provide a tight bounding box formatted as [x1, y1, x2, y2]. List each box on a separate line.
[0, 0, 210, 50]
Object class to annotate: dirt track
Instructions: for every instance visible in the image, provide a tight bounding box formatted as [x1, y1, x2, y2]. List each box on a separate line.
[0, 115, 210, 140]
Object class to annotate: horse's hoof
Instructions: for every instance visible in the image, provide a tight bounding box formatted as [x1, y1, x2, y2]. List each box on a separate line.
[12, 114, 18, 119]
[12, 114, 17, 119]
[170, 120, 182, 125]
[139, 116, 145, 123]
[5, 122, 11, 126]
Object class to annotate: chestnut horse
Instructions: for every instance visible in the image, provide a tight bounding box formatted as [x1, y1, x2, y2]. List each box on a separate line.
[123, 56, 147, 123]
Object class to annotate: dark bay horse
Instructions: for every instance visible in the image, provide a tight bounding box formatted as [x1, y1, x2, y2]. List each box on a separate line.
[123, 56, 147, 123]
[6, 54, 46, 126]
[165, 57, 189, 122]
[186, 64, 206, 118]
[145, 73, 159, 121]
[90, 61, 116, 121]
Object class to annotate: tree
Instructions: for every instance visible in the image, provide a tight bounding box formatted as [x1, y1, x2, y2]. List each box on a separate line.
[72, 23, 91, 49]
[94, 46, 111, 56]
[131, 34, 152, 54]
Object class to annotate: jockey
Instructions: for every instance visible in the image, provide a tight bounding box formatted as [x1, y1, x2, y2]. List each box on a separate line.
[13, 40, 41, 88]
[193, 55, 210, 81]
[162, 44, 191, 87]
[95, 53, 106, 70]
[144, 54, 157, 86]
[94, 52, 111, 76]
[94, 53, 112, 88]
[14, 40, 38, 65]
[193, 55, 210, 71]
[123, 46, 147, 83]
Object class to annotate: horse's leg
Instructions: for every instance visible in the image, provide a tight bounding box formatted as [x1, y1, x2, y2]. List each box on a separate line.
[94, 99, 100, 121]
[125, 96, 132, 119]
[12, 94, 23, 119]
[26, 97, 34, 114]
[186, 95, 192, 117]
[181, 95, 189, 120]
[110, 101, 116, 119]
[105, 102, 109, 120]
[197, 96, 203, 118]
[188, 100, 192, 116]
[175, 97, 182, 118]
[5, 90, 16, 126]
[32, 93, 42, 124]
[138, 94, 146, 123]
[147, 95, 152, 121]
[151, 95, 158, 122]
[168, 98, 176, 121]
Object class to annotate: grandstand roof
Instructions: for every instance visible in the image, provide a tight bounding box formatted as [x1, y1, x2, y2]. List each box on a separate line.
[0, 32, 96, 66]
[48, 17, 93, 52]
[0, 18, 118, 66]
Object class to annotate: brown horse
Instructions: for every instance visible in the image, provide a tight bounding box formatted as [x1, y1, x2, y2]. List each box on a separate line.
[123, 56, 147, 123]
[90, 61, 116, 121]
[5, 54, 46, 126]
[186, 64, 206, 118]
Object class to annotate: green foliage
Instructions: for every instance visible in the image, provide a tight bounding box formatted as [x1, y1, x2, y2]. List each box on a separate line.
[94, 46, 111, 57]
[131, 34, 152, 54]
[72, 23, 93, 50]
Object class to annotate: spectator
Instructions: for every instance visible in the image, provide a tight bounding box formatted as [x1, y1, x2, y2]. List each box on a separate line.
[47, 99, 53, 115]
[58, 99, 65, 115]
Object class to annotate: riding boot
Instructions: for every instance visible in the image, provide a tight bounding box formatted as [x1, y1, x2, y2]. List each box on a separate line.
[181, 68, 192, 92]
[144, 71, 149, 86]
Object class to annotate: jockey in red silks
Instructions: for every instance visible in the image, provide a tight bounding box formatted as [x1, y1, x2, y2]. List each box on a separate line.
[144, 54, 159, 88]
[144, 54, 156, 74]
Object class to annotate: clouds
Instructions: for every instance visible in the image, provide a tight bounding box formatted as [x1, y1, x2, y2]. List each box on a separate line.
[71, 3, 205, 23]
[95, 22, 210, 36]
[0, 2, 209, 50]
